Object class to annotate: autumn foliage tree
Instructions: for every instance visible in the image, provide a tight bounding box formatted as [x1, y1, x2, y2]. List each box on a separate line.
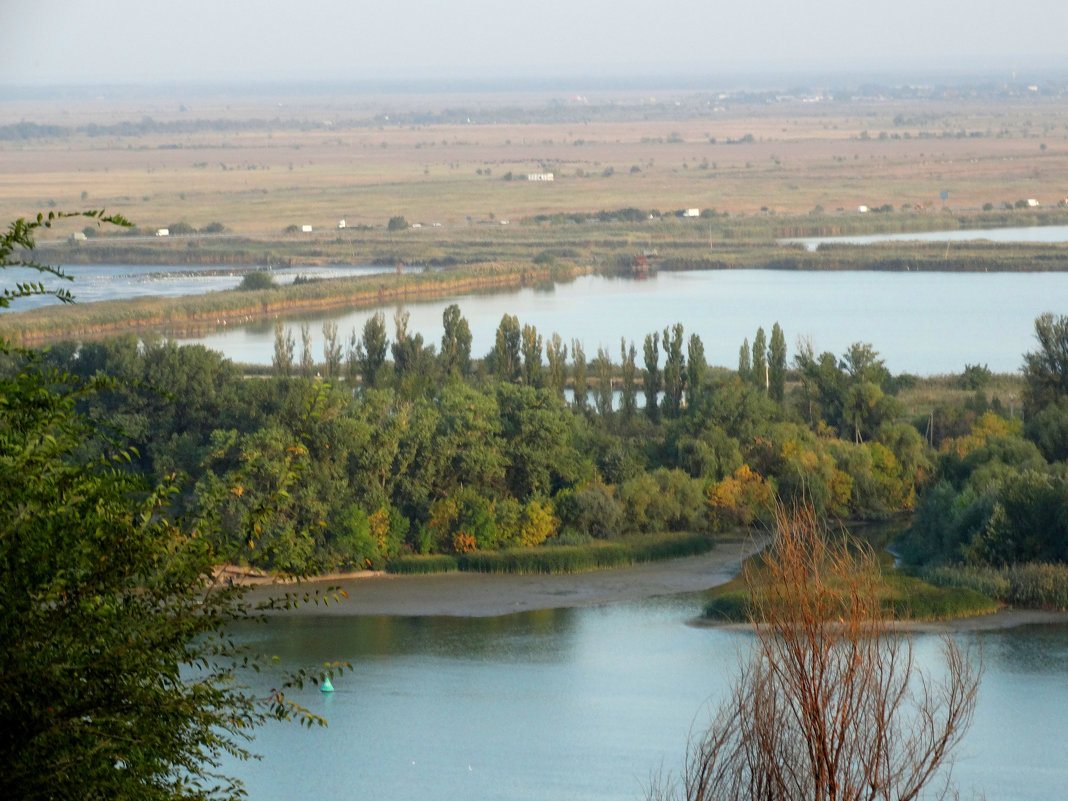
[651, 507, 981, 801]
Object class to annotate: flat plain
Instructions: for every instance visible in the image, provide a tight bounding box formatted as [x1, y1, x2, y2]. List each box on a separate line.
[4, 88, 1068, 239]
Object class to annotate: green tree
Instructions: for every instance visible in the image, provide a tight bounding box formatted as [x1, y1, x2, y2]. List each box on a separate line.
[521, 323, 544, 387]
[1022, 312, 1068, 414]
[768, 322, 787, 403]
[751, 326, 767, 392]
[488, 314, 522, 382]
[545, 333, 568, 398]
[571, 339, 588, 413]
[686, 333, 706, 409]
[322, 321, 342, 379]
[299, 322, 314, 378]
[386, 215, 409, 231]
[272, 322, 295, 377]
[737, 338, 752, 383]
[620, 339, 638, 423]
[0, 213, 342, 801]
[356, 312, 389, 389]
[643, 332, 661, 422]
[594, 346, 614, 417]
[661, 323, 685, 418]
[439, 303, 472, 378]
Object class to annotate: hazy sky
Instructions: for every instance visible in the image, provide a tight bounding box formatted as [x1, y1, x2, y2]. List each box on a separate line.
[3, 0, 1067, 86]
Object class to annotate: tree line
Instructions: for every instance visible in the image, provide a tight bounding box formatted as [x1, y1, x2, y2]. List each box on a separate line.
[16, 305, 947, 575]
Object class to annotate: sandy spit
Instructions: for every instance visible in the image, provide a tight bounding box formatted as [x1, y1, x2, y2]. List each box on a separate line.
[239, 537, 765, 618]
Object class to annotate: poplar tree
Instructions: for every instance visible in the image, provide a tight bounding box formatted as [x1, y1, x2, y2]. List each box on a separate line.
[643, 331, 661, 422]
[768, 322, 787, 403]
[751, 327, 767, 392]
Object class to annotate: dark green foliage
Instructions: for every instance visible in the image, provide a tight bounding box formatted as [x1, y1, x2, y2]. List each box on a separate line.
[387, 215, 409, 231]
[768, 322, 787, 403]
[488, 314, 522, 382]
[571, 339, 588, 412]
[643, 331, 661, 422]
[237, 270, 276, 291]
[356, 312, 388, 389]
[1026, 397, 1068, 461]
[439, 303, 472, 378]
[661, 323, 685, 417]
[751, 327, 767, 391]
[1022, 312, 1068, 414]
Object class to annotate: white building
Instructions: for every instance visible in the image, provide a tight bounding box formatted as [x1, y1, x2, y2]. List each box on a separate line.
[683, 208, 701, 217]
[527, 173, 554, 182]
[301, 225, 313, 233]
[155, 228, 170, 237]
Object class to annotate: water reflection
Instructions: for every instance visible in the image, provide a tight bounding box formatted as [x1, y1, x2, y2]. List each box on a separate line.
[223, 600, 1068, 801]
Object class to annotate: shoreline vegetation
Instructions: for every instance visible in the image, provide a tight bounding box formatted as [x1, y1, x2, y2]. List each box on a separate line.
[6, 226, 1068, 345]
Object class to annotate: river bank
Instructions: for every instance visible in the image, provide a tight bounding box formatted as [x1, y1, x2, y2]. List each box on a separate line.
[240, 536, 765, 618]
[235, 540, 1068, 629]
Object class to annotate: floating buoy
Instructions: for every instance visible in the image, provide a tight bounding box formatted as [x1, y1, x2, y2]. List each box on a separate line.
[321, 676, 334, 693]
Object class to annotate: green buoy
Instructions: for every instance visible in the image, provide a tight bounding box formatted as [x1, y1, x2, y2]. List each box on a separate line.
[321, 676, 334, 693]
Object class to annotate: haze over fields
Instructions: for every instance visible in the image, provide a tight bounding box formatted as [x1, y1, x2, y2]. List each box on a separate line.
[3, 0, 1068, 88]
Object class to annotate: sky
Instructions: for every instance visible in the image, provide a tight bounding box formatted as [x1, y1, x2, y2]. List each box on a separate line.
[2, 0, 1067, 87]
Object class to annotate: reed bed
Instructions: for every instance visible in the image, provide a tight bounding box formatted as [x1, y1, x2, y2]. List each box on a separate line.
[922, 562, 1068, 610]
[386, 531, 717, 576]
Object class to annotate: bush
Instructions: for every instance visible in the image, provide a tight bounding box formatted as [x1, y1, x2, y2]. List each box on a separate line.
[237, 271, 277, 291]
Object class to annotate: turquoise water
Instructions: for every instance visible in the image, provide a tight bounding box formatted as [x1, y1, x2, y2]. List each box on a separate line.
[223, 597, 1068, 801]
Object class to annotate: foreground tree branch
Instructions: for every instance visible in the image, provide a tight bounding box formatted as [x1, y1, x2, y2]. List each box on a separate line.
[653, 507, 981, 801]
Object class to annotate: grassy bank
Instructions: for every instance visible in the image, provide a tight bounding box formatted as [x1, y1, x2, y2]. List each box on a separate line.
[920, 563, 1068, 610]
[703, 549, 1001, 623]
[0, 260, 582, 345]
[386, 531, 718, 576]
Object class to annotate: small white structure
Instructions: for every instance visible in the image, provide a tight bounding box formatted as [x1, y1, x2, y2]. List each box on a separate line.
[1027, 199, 1040, 208]
[301, 224, 313, 233]
[527, 173, 554, 182]
[155, 228, 170, 237]
[69, 231, 87, 242]
[857, 205, 870, 213]
[683, 208, 701, 217]
[337, 219, 347, 229]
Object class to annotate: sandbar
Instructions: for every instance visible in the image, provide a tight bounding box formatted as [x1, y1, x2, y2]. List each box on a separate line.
[240, 536, 764, 618]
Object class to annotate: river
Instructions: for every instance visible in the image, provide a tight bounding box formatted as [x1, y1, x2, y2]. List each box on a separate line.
[223, 596, 1068, 801]
[186, 269, 1068, 375]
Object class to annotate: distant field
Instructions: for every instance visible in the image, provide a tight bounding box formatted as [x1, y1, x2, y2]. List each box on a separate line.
[3, 91, 1068, 240]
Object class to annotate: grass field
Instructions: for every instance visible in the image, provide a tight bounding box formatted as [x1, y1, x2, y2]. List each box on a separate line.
[4, 90, 1068, 240]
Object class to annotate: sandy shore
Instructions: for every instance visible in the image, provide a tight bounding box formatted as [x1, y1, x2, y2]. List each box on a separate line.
[241, 536, 765, 618]
[237, 538, 1068, 630]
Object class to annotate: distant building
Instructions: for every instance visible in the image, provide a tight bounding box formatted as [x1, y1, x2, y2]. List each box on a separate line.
[683, 208, 701, 217]
[301, 224, 313, 232]
[155, 228, 170, 237]
[69, 231, 87, 242]
[527, 173, 554, 182]
[857, 205, 870, 213]
[337, 219, 347, 229]
[1027, 199, 1040, 207]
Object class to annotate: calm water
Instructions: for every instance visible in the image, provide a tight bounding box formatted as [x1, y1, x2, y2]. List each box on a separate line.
[224, 597, 1068, 801]
[785, 224, 1068, 251]
[0, 263, 394, 309]
[186, 270, 1068, 375]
